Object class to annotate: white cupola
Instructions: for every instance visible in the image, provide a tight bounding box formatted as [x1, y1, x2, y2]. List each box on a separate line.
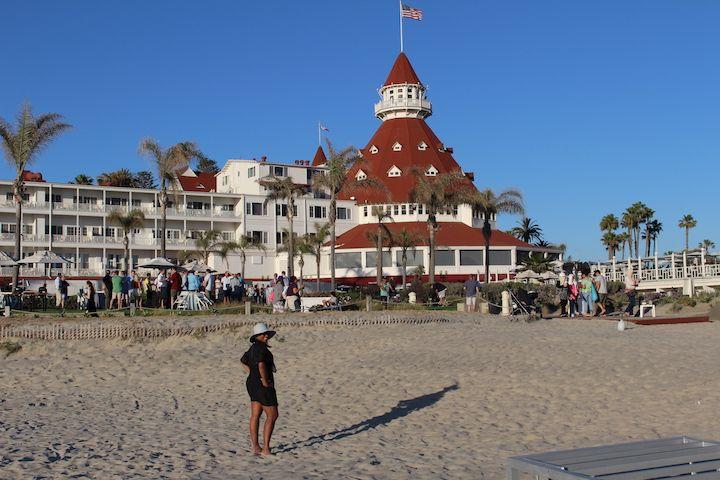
[374, 53, 432, 121]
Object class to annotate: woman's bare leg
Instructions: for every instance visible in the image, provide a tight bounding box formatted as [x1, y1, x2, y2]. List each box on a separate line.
[249, 402, 263, 454]
[261, 405, 279, 455]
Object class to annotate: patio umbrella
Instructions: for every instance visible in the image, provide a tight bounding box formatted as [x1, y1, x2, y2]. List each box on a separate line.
[540, 271, 559, 281]
[181, 260, 216, 273]
[137, 257, 177, 269]
[515, 269, 540, 280]
[17, 250, 74, 265]
[0, 251, 18, 267]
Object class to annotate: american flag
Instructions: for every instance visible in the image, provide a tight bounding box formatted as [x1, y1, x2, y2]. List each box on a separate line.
[401, 3, 423, 21]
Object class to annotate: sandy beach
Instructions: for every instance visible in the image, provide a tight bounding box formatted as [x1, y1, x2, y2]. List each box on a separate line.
[2, 313, 720, 479]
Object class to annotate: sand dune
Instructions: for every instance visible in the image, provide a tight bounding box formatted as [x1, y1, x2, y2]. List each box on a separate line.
[2, 315, 720, 478]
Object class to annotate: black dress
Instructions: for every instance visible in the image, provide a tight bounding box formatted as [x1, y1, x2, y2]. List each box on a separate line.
[244, 342, 278, 406]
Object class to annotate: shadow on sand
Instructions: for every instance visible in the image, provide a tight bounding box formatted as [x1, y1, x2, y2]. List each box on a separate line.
[275, 383, 459, 453]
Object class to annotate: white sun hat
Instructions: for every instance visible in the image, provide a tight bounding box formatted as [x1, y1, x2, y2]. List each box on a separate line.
[250, 322, 276, 342]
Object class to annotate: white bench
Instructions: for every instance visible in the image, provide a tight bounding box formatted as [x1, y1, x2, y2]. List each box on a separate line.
[639, 303, 656, 318]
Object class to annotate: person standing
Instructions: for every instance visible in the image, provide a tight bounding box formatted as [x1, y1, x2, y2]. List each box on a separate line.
[567, 273, 578, 318]
[120, 270, 131, 308]
[203, 269, 215, 301]
[624, 268, 639, 317]
[58, 274, 69, 310]
[169, 267, 182, 308]
[285, 276, 300, 312]
[111, 270, 123, 309]
[54, 273, 62, 307]
[241, 323, 279, 456]
[101, 270, 113, 309]
[593, 269, 608, 316]
[85, 280, 98, 317]
[272, 277, 285, 313]
[155, 270, 167, 309]
[463, 275, 480, 312]
[579, 271, 594, 318]
[379, 279, 389, 307]
[186, 270, 200, 292]
[221, 272, 232, 304]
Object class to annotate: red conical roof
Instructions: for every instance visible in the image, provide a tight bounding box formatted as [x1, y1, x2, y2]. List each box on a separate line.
[312, 146, 327, 166]
[383, 52, 422, 86]
[340, 118, 476, 203]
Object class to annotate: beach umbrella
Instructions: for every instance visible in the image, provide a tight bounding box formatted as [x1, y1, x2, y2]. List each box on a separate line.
[137, 257, 176, 269]
[0, 251, 18, 267]
[17, 250, 73, 265]
[181, 260, 216, 273]
[515, 269, 540, 280]
[540, 271, 559, 281]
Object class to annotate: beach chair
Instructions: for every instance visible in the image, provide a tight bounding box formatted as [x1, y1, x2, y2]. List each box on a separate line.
[507, 436, 720, 479]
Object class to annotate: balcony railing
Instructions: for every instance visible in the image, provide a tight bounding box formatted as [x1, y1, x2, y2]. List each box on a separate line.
[374, 98, 432, 115]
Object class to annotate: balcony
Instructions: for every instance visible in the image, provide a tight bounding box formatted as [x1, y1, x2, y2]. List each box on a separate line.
[374, 98, 432, 117]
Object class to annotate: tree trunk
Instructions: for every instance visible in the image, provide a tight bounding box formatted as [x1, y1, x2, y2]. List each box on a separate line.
[241, 250, 246, 279]
[401, 250, 407, 289]
[12, 182, 22, 290]
[685, 228, 689, 251]
[299, 257, 304, 282]
[482, 219, 492, 284]
[428, 216, 436, 284]
[287, 203, 295, 277]
[316, 255, 321, 291]
[123, 235, 130, 272]
[645, 228, 651, 257]
[375, 228, 382, 285]
[627, 227, 633, 258]
[329, 195, 337, 291]
[160, 186, 167, 258]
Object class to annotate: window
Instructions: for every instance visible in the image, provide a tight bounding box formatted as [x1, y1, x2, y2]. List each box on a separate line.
[273, 166, 286, 177]
[393, 205, 399, 216]
[188, 231, 202, 239]
[105, 227, 117, 238]
[309, 206, 327, 218]
[336, 252, 362, 269]
[409, 204, 416, 214]
[132, 228, 142, 235]
[222, 176, 229, 186]
[166, 230, 181, 240]
[276, 231, 295, 245]
[369, 145, 378, 154]
[363, 206, 368, 217]
[387, 165, 402, 177]
[249, 230, 268, 244]
[248, 166, 256, 178]
[425, 165, 438, 176]
[22, 224, 33, 235]
[1, 223, 16, 233]
[365, 251, 392, 268]
[418, 141, 428, 151]
[355, 170, 367, 181]
[75, 196, 97, 204]
[91, 226, 103, 237]
[392, 142, 402, 151]
[418, 204, 424, 215]
[106, 197, 127, 206]
[131, 199, 141, 207]
[275, 204, 297, 217]
[336, 207, 351, 220]
[488, 250, 512, 266]
[396, 250, 423, 267]
[436, 250, 455, 266]
[400, 204, 407, 215]
[460, 250, 484, 266]
[221, 231, 233, 241]
[186, 201, 207, 210]
[220, 204, 234, 211]
[45, 225, 62, 235]
[49, 194, 62, 203]
[67, 226, 79, 236]
[246, 202, 266, 216]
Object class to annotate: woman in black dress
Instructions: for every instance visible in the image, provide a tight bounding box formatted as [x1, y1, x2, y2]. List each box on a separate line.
[85, 281, 98, 317]
[242, 322, 279, 455]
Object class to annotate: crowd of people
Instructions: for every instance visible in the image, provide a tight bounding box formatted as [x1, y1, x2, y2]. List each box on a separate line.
[557, 268, 638, 318]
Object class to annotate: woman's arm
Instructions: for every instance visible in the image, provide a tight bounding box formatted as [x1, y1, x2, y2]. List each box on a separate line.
[258, 362, 271, 387]
[241, 363, 250, 374]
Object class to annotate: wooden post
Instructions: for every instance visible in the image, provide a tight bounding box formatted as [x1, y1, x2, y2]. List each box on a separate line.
[366, 295, 371, 312]
[701, 247, 707, 277]
[245, 301, 251, 315]
[4, 306, 9, 317]
[671, 253, 676, 279]
[611, 256, 616, 281]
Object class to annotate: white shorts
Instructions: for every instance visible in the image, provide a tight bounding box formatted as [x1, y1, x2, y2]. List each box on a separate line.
[465, 296, 476, 306]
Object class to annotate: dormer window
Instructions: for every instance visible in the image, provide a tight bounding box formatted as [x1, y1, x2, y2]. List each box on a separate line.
[392, 142, 402, 152]
[425, 165, 438, 177]
[417, 141, 427, 151]
[387, 165, 402, 177]
[355, 169, 367, 181]
[369, 145, 379, 154]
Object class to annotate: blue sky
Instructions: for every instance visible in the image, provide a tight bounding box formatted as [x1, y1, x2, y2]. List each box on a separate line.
[2, 0, 718, 260]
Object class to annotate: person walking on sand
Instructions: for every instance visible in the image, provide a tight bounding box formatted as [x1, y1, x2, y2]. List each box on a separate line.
[463, 274, 480, 312]
[241, 323, 279, 456]
[593, 269, 607, 316]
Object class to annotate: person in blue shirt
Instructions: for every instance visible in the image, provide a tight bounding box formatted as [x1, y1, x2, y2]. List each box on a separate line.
[186, 270, 200, 292]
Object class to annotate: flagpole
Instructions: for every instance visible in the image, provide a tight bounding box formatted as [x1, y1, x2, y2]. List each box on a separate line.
[399, 0, 404, 52]
[317, 121, 321, 146]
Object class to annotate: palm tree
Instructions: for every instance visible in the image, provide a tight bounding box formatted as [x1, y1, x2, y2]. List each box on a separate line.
[510, 217, 543, 243]
[395, 228, 420, 288]
[216, 241, 237, 271]
[643, 219, 663, 256]
[233, 235, 266, 278]
[599, 214, 619, 234]
[621, 202, 653, 258]
[617, 232, 630, 260]
[409, 171, 472, 283]
[70, 174, 93, 185]
[0, 104, 71, 289]
[469, 188, 524, 284]
[193, 230, 221, 264]
[699, 239, 715, 252]
[678, 214, 697, 251]
[139, 138, 205, 258]
[295, 236, 313, 282]
[97, 168, 135, 187]
[304, 222, 331, 290]
[521, 252, 553, 274]
[263, 176, 307, 277]
[107, 209, 146, 271]
[602, 232, 620, 260]
[365, 206, 393, 285]
[312, 140, 381, 290]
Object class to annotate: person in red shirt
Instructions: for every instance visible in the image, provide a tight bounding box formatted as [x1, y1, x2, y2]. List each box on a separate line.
[169, 268, 182, 309]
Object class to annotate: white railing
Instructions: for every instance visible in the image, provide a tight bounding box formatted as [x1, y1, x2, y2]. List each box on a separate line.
[374, 98, 432, 114]
[214, 210, 238, 217]
[76, 203, 105, 212]
[599, 261, 720, 283]
[185, 208, 211, 217]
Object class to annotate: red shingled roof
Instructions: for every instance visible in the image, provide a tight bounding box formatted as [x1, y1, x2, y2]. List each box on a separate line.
[312, 146, 327, 166]
[384, 52, 422, 86]
[178, 172, 216, 192]
[333, 222, 535, 249]
[22, 171, 45, 182]
[340, 117, 475, 203]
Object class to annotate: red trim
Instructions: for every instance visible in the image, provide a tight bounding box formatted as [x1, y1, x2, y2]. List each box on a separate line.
[383, 53, 422, 86]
